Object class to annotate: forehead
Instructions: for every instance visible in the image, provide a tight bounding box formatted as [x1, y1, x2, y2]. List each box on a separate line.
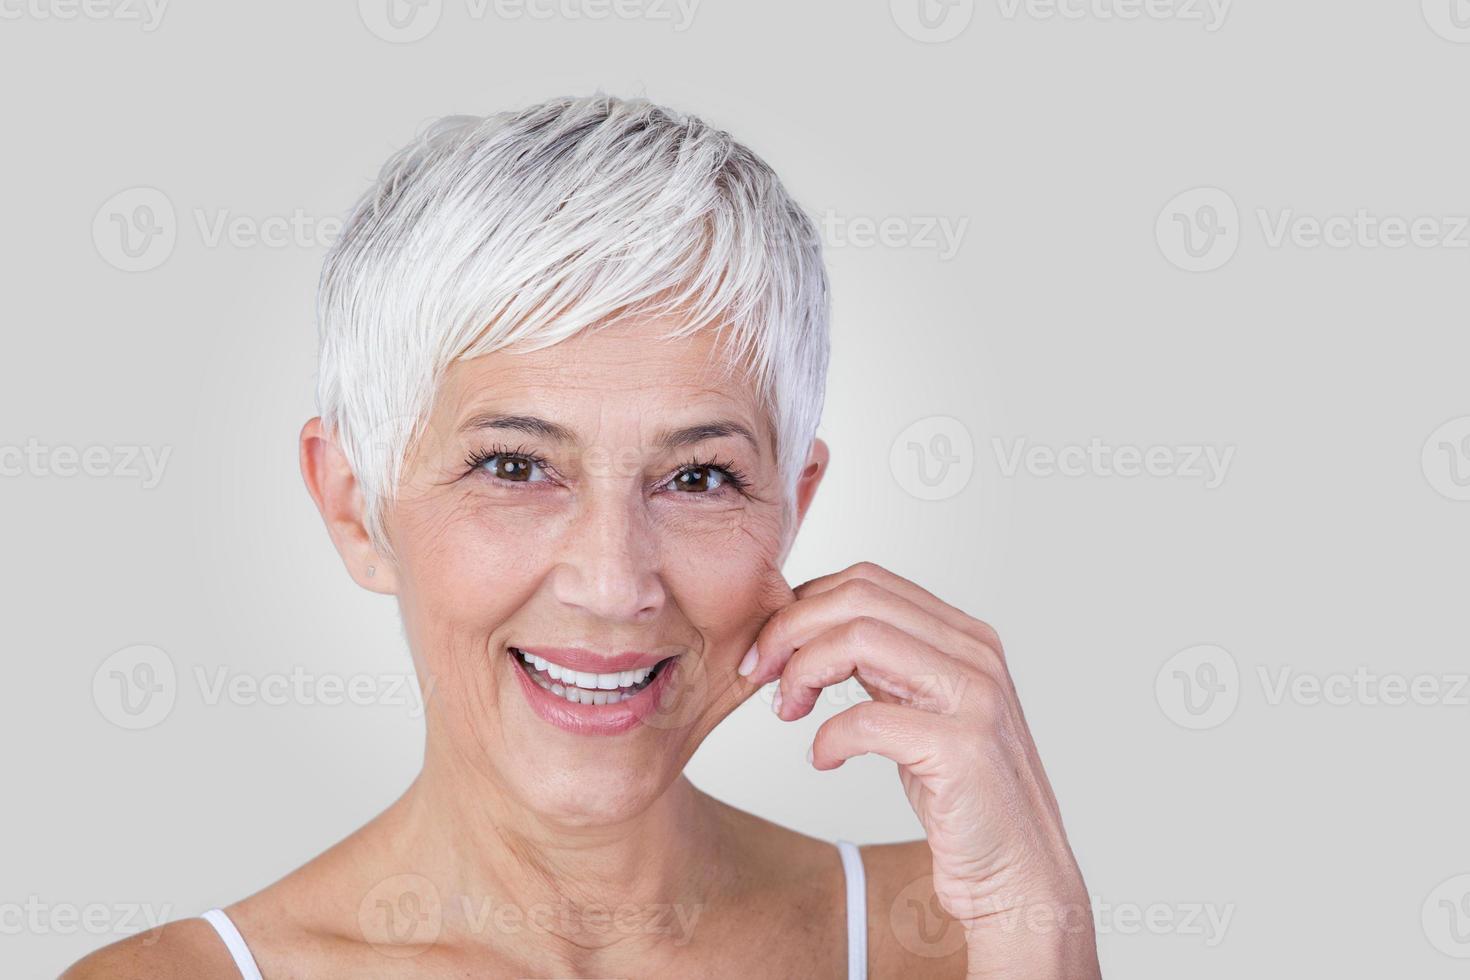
[435, 318, 762, 437]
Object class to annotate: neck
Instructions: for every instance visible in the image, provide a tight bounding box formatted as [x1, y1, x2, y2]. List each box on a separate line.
[374, 745, 724, 969]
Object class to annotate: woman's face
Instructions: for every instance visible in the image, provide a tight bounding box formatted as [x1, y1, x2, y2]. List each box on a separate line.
[381, 318, 820, 825]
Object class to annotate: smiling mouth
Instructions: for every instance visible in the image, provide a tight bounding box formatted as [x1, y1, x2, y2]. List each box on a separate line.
[508, 647, 675, 706]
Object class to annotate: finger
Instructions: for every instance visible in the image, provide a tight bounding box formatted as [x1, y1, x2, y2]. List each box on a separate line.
[775, 617, 973, 721]
[747, 572, 986, 688]
[809, 700, 953, 772]
[794, 561, 1004, 656]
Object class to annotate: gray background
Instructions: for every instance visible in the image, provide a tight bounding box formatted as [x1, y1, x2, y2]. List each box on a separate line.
[2, 1, 1467, 976]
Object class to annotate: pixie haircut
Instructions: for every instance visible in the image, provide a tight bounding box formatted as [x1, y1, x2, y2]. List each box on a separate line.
[315, 93, 831, 555]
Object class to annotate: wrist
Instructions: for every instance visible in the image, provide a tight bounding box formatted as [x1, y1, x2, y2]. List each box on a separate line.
[960, 891, 1100, 980]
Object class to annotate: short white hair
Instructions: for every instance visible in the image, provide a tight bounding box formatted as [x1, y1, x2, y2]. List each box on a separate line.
[315, 93, 831, 555]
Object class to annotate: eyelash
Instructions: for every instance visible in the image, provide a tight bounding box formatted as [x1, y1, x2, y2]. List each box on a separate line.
[462, 442, 751, 497]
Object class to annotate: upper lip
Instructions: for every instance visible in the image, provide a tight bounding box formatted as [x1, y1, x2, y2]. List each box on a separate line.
[509, 645, 676, 673]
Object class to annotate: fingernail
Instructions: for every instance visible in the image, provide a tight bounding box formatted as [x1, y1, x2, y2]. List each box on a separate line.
[772, 688, 783, 716]
[737, 644, 758, 677]
[805, 745, 814, 766]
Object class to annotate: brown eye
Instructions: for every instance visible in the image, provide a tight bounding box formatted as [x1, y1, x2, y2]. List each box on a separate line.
[671, 466, 726, 493]
[475, 453, 548, 483]
[493, 456, 532, 481]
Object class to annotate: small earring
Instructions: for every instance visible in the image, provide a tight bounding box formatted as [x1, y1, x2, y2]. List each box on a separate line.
[367, 565, 376, 578]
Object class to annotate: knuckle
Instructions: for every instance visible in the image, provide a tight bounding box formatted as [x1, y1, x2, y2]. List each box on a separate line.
[842, 615, 890, 651]
[964, 671, 1007, 717]
[835, 575, 885, 604]
[963, 614, 1004, 654]
[967, 637, 1007, 675]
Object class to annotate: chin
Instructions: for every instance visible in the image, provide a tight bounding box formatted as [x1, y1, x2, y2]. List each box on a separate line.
[509, 758, 679, 828]
[491, 642, 698, 826]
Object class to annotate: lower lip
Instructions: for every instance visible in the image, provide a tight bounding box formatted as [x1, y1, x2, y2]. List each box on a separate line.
[508, 649, 680, 737]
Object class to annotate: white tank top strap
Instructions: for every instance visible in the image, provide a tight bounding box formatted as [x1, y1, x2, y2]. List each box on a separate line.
[835, 839, 868, 980]
[200, 907, 264, 980]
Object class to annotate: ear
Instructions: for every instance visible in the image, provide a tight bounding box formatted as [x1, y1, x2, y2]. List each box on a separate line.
[299, 417, 397, 595]
[792, 436, 829, 530]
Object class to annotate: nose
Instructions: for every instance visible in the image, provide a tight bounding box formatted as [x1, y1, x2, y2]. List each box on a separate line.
[548, 489, 666, 623]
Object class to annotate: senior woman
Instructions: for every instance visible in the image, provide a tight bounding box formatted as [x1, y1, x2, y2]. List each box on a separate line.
[66, 95, 1099, 979]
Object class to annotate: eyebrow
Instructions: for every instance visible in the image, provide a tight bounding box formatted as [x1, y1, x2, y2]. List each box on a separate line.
[459, 413, 762, 455]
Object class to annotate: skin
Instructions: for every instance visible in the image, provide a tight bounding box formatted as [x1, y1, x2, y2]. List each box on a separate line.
[64, 316, 1098, 979]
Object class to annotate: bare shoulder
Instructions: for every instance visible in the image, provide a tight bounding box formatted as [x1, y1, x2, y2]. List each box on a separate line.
[61, 818, 373, 979]
[60, 916, 240, 980]
[860, 839, 970, 980]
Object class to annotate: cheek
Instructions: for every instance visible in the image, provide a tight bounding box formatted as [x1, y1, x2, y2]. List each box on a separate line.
[391, 494, 544, 644]
[658, 506, 787, 655]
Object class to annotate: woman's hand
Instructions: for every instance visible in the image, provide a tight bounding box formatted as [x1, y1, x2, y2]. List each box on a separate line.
[740, 561, 1100, 980]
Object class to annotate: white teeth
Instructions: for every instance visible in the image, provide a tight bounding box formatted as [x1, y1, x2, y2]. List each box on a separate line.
[514, 646, 665, 703]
